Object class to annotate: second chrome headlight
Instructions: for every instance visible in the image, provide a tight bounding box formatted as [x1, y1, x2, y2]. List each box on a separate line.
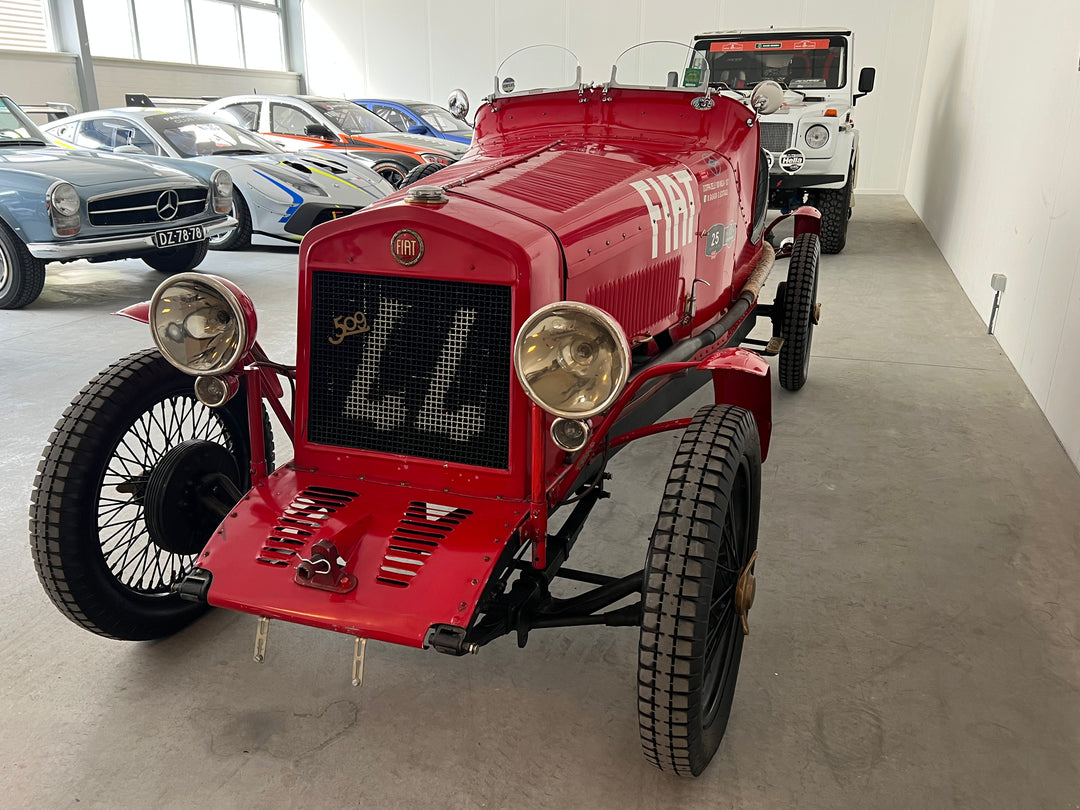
[150, 273, 256, 376]
[514, 302, 630, 419]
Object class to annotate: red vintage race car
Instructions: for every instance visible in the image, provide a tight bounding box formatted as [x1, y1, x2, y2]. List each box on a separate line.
[30, 43, 822, 777]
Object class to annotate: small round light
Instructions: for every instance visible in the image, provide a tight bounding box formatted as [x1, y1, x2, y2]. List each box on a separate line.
[514, 302, 630, 419]
[48, 182, 80, 216]
[805, 124, 830, 149]
[551, 417, 590, 452]
[194, 373, 240, 407]
[150, 273, 256, 376]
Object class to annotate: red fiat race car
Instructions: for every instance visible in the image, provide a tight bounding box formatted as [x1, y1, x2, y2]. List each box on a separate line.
[30, 43, 822, 777]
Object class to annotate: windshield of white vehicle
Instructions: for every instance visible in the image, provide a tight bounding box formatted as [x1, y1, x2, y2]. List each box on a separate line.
[494, 45, 580, 97]
[610, 41, 709, 90]
[411, 104, 472, 133]
[309, 100, 399, 135]
[0, 97, 48, 145]
[696, 35, 848, 90]
[146, 112, 281, 157]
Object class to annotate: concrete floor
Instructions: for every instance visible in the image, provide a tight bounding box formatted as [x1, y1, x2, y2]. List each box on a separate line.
[2, 195, 1079, 808]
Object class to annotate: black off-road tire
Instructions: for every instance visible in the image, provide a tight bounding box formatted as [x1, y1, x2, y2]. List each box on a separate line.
[638, 404, 761, 777]
[777, 232, 820, 392]
[814, 174, 852, 254]
[374, 162, 409, 188]
[0, 219, 47, 309]
[29, 348, 269, 640]
[401, 162, 445, 187]
[143, 240, 209, 274]
[209, 192, 252, 251]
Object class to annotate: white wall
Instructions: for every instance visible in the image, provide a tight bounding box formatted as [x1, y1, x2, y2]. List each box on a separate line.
[906, 0, 1080, 468]
[302, 0, 934, 193]
[0, 48, 80, 107]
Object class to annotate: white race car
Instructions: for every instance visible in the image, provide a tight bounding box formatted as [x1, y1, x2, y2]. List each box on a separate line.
[43, 108, 393, 250]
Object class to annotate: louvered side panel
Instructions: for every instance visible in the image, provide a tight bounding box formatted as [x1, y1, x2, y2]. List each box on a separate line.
[584, 257, 682, 338]
[493, 152, 643, 213]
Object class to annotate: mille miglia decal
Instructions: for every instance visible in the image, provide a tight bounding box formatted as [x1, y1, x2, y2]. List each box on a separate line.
[329, 311, 371, 344]
[630, 170, 697, 260]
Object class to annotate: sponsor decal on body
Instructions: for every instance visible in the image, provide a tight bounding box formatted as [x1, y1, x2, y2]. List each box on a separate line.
[705, 222, 736, 258]
[630, 170, 697, 260]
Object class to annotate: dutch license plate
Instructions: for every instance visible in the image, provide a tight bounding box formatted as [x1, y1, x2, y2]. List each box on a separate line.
[153, 225, 205, 249]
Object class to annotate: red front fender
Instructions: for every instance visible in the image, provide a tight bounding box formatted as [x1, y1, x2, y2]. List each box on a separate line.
[698, 347, 772, 461]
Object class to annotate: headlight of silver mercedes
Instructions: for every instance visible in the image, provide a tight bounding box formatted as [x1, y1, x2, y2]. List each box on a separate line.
[47, 181, 81, 235]
[150, 273, 257, 376]
[804, 124, 830, 149]
[514, 302, 630, 419]
[210, 169, 233, 214]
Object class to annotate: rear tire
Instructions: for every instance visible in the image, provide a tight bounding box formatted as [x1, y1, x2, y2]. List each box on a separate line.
[777, 232, 820, 392]
[143, 240, 209, 274]
[0, 219, 47, 309]
[638, 405, 761, 776]
[209, 192, 252, 251]
[29, 349, 268, 640]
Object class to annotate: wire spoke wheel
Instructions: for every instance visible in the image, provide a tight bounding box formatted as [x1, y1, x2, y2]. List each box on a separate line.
[30, 348, 268, 640]
[638, 404, 761, 777]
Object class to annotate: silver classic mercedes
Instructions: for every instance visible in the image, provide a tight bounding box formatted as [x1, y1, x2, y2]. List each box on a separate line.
[0, 95, 233, 309]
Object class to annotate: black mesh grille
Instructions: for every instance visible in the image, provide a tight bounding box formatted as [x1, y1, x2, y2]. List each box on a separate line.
[308, 271, 512, 468]
[759, 122, 793, 153]
[88, 187, 207, 226]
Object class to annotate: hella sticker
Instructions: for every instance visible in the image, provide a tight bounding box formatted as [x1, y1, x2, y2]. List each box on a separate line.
[391, 229, 424, 266]
[778, 149, 805, 174]
[630, 170, 697, 260]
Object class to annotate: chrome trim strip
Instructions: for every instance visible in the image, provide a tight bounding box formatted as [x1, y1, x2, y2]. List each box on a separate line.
[86, 182, 205, 205]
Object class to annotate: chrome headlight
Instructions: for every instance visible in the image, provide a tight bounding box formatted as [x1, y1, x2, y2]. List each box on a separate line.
[804, 124, 830, 149]
[420, 152, 453, 166]
[47, 181, 81, 235]
[210, 169, 233, 214]
[150, 273, 257, 376]
[514, 302, 630, 419]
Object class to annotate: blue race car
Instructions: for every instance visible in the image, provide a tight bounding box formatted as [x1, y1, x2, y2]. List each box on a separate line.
[351, 99, 473, 145]
[0, 95, 233, 309]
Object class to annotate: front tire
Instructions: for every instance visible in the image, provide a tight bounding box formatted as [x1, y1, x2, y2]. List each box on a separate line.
[777, 232, 820, 392]
[208, 193, 252, 251]
[373, 162, 409, 188]
[813, 172, 852, 254]
[638, 405, 761, 776]
[143, 240, 209, 274]
[0, 219, 47, 309]
[30, 349, 264, 640]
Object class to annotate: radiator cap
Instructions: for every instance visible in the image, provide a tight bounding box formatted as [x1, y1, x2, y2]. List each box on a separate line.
[406, 185, 449, 205]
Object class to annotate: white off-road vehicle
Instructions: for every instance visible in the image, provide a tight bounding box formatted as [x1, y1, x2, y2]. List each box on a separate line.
[692, 28, 875, 253]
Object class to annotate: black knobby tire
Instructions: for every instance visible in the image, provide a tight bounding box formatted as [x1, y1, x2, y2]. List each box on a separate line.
[401, 162, 445, 187]
[777, 232, 820, 392]
[143, 240, 209, 274]
[0, 219, 47, 309]
[814, 173, 852, 254]
[29, 348, 267, 640]
[374, 162, 409, 188]
[638, 405, 761, 777]
[208, 192, 252, 251]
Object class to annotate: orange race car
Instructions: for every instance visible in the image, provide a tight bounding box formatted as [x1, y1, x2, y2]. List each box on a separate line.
[202, 94, 465, 187]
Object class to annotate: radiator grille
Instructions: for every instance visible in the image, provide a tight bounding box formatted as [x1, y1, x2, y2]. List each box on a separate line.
[308, 272, 512, 468]
[759, 122, 793, 153]
[88, 187, 208, 226]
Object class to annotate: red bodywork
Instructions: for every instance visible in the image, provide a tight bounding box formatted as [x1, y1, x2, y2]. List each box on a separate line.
[183, 85, 777, 648]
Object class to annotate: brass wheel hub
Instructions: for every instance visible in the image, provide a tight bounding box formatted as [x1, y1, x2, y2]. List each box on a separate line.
[734, 549, 758, 636]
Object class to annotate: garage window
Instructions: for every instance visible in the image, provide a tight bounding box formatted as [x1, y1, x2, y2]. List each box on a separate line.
[83, 0, 284, 71]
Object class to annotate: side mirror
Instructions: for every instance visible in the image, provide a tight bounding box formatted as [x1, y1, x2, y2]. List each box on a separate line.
[854, 67, 876, 105]
[750, 80, 784, 116]
[447, 89, 469, 121]
[304, 123, 336, 141]
[407, 124, 429, 136]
